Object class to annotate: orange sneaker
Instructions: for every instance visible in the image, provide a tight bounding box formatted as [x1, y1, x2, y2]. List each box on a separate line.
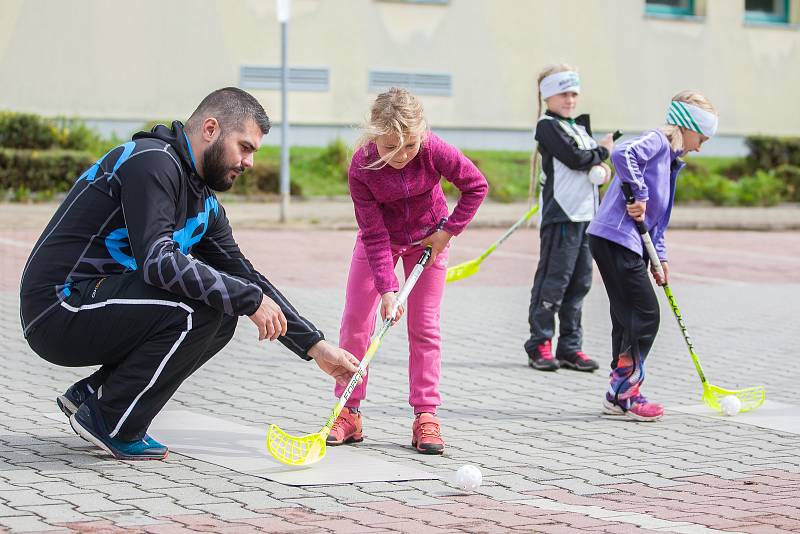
[412, 413, 445, 455]
[326, 408, 363, 446]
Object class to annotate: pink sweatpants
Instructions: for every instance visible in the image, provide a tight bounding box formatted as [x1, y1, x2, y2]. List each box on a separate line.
[335, 237, 448, 415]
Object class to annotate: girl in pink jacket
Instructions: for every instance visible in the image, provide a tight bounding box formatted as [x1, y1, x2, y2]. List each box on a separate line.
[328, 88, 488, 454]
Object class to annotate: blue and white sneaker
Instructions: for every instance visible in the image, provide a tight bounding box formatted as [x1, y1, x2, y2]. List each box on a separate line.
[69, 397, 168, 461]
[56, 378, 96, 418]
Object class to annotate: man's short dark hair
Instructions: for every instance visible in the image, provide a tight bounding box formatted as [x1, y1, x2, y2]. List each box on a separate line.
[186, 87, 271, 136]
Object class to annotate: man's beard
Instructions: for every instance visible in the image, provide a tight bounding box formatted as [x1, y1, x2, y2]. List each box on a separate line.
[201, 137, 243, 192]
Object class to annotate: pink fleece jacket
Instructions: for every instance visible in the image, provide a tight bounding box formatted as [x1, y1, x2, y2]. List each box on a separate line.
[348, 132, 489, 294]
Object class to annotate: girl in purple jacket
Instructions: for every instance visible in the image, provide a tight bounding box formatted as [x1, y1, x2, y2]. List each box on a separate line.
[328, 88, 488, 454]
[587, 91, 718, 422]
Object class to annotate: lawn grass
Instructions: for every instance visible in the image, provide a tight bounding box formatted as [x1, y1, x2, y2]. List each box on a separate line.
[249, 143, 745, 201]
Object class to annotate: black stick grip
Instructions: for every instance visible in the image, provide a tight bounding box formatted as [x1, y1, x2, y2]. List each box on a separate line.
[620, 182, 648, 236]
[419, 217, 449, 266]
[612, 130, 623, 141]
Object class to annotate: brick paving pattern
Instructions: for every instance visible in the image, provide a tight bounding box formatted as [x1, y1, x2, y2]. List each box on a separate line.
[0, 202, 798, 532]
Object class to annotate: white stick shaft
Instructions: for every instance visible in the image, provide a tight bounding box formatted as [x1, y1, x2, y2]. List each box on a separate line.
[495, 204, 539, 248]
[640, 231, 665, 279]
[323, 248, 431, 434]
[394, 263, 425, 309]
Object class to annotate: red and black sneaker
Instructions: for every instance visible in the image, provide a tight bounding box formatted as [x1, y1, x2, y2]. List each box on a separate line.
[528, 340, 559, 371]
[557, 350, 599, 372]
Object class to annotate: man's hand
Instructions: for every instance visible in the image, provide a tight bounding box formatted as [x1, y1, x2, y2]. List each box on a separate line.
[626, 200, 647, 222]
[307, 341, 361, 387]
[651, 261, 669, 286]
[380, 292, 403, 323]
[248, 294, 288, 341]
[421, 229, 452, 265]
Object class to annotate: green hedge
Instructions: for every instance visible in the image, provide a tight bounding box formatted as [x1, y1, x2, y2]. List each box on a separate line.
[0, 112, 59, 149]
[0, 111, 108, 152]
[0, 148, 95, 201]
[746, 136, 800, 169]
[226, 161, 302, 197]
[3, 109, 800, 206]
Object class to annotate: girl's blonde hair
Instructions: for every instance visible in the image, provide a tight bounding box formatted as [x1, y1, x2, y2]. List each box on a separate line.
[529, 64, 576, 205]
[661, 90, 717, 152]
[355, 87, 428, 169]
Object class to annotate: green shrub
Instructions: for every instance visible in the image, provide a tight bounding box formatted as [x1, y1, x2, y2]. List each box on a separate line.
[674, 171, 708, 203]
[228, 162, 302, 197]
[681, 159, 711, 180]
[321, 138, 350, 169]
[773, 164, 800, 201]
[746, 136, 800, 170]
[0, 112, 59, 149]
[50, 117, 106, 152]
[737, 171, 785, 206]
[703, 174, 739, 206]
[675, 171, 738, 205]
[0, 148, 95, 200]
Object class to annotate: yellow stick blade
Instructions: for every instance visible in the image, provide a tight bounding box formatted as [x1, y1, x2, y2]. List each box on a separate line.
[703, 384, 766, 413]
[445, 259, 481, 283]
[267, 424, 327, 466]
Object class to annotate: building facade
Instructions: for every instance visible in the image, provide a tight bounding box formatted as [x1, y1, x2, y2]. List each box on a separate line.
[1, 0, 798, 155]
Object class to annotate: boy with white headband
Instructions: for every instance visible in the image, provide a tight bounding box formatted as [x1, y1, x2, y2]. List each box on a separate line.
[524, 64, 614, 373]
[587, 91, 718, 421]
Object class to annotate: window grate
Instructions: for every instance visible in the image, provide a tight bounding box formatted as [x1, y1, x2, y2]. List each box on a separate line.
[239, 66, 329, 91]
[368, 71, 452, 96]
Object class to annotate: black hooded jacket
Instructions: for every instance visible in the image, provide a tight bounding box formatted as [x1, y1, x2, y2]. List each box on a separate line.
[536, 111, 609, 226]
[20, 121, 323, 359]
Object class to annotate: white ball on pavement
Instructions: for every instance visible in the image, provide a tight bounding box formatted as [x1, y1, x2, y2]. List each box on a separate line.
[588, 165, 608, 185]
[455, 464, 482, 491]
[720, 395, 742, 416]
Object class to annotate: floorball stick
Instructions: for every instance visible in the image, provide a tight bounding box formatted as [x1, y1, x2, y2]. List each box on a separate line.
[446, 204, 539, 283]
[621, 182, 764, 413]
[267, 219, 446, 466]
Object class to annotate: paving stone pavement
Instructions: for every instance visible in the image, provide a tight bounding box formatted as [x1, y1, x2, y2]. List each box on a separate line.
[0, 203, 799, 533]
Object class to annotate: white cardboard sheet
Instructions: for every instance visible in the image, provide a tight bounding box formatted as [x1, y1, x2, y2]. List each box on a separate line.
[50, 410, 435, 486]
[670, 400, 800, 435]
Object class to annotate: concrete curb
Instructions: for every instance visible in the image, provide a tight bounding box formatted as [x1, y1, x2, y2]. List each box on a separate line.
[1, 200, 799, 232]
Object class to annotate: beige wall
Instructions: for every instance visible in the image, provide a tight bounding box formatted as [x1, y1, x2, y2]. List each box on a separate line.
[1, 0, 799, 137]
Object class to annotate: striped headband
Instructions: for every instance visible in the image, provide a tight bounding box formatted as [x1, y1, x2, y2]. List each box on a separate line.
[666, 101, 718, 137]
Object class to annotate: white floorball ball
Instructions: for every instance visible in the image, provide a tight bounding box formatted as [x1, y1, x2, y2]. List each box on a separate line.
[720, 395, 742, 416]
[588, 165, 608, 185]
[455, 464, 482, 491]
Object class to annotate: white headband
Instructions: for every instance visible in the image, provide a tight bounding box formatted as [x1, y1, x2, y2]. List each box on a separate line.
[666, 101, 718, 137]
[540, 71, 581, 100]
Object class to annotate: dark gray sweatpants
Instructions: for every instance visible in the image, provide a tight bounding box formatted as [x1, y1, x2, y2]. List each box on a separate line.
[524, 221, 593, 357]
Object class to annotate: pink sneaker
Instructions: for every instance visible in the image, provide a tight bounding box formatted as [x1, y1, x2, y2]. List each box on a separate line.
[603, 394, 663, 421]
[626, 395, 664, 421]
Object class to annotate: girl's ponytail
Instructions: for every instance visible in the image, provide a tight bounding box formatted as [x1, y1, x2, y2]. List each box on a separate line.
[528, 88, 543, 210]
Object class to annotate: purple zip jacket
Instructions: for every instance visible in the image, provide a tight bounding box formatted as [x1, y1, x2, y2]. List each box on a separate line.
[587, 129, 685, 261]
[349, 132, 488, 294]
